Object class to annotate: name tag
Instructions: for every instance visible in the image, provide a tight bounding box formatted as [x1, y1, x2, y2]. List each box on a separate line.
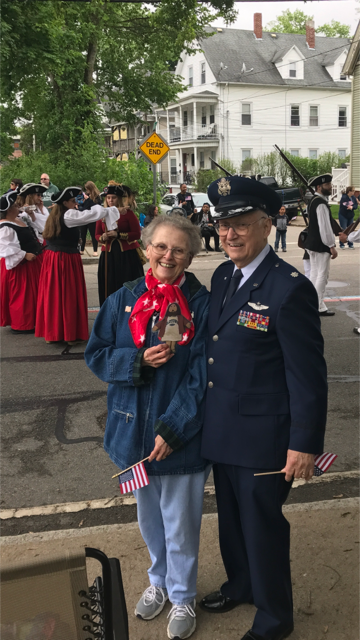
[237, 310, 269, 332]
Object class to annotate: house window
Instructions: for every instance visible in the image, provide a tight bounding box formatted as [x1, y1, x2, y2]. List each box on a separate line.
[241, 103, 251, 126]
[201, 62, 206, 85]
[188, 66, 193, 87]
[120, 126, 127, 139]
[290, 149, 300, 157]
[339, 107, 347, 127]
[309, 149, 318, 160]
[289, 62, 296, 78]
[170, 158, 177, 177]
[183, 111, 188, 127]
[309, 105, 319, 127]
[242, 149, 251, 161]
[200, 151, 205, 168]
[210, 150, 216, 161]
[189, 110, 194, 125]
[338, 149, 347, 159]
[201, 107, 206, 126]
[210, 105, 215, 124]
[191, 153, 195, 166]
[291, 105, 300, 126]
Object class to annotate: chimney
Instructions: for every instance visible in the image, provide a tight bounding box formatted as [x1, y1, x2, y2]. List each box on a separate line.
[306, 19, 315, 49]
[254, 13, 262, 40]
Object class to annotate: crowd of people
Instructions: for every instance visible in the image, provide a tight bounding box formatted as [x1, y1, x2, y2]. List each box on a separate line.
[0, 176, 144, 342]
[1, 170, 358, 640]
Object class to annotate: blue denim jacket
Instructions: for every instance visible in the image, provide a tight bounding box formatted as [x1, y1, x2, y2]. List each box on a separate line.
[85, 273, 210, 475]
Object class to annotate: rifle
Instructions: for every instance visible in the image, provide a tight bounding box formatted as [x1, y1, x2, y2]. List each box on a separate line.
[209, 158, 233, 177]
[274, 145, 342, 236]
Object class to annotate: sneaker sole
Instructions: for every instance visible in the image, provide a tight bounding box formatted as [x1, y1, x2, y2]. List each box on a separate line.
[135, 597, 168, 621]
[167, 618, 196, 639]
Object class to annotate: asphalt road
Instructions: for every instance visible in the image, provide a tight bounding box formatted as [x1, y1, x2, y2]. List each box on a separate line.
[1, 226, 359, 535]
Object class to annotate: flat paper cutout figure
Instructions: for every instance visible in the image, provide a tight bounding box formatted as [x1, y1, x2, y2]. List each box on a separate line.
[152, 303, 192, 353]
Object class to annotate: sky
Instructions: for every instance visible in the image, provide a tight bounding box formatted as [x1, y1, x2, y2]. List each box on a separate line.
[214, 1, 359, 34]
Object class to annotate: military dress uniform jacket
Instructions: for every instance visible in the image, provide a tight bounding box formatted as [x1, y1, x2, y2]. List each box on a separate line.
[201, 247, 328, 470]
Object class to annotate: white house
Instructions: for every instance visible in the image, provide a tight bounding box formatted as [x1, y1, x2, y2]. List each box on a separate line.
[163, 15, 352, 187]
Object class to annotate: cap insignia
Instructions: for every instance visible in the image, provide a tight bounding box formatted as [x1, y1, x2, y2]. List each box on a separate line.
[291, 272, 299, 277]
[69, 190, 73, 197]
[217, 177, 231, 196]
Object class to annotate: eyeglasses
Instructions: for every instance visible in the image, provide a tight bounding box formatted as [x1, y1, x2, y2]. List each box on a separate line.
[150, 242, 189, 259]
[40, 178, 48, 181]
[216, 217, 267, 235]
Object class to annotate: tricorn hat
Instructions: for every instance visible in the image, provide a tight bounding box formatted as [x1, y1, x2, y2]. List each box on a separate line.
[51, 186, 82, 204]
[308, 174, 332, 188]
[19, 183, 47, 197]
[103, 184, 126, 198]
[0, 190, 19, 212]
[208, 176, 282, 219]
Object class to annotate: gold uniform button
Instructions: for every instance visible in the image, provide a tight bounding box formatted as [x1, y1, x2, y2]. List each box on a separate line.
[208, 381, 214, 388]
[212, 335, 219, 342]
[208, 358, 214, 365]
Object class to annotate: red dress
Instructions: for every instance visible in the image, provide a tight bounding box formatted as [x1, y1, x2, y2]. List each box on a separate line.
[35, 220, 88, 342]
[0, 222, 43, 331]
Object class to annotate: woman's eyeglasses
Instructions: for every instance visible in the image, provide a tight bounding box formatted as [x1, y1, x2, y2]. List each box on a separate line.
[150, 243, 189, 259]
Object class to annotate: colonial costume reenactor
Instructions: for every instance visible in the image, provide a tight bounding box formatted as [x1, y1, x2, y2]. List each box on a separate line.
[95, 184, 144, 307]
[200, 176, 328, 640]
[36, 187, 119, 344]
[304, 174, 337, 316]
[17, 183, 49, 244]
[0, 190, 43, 333]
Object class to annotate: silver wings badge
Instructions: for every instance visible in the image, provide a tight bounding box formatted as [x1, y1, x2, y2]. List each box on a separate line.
[248, 302, 269, 311]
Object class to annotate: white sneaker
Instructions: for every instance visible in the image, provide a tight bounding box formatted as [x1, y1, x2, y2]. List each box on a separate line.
[167, 599, 196, 639]
[135, 585, 168, 620]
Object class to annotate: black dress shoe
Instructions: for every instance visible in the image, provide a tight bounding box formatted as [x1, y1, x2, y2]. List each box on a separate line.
[199, 590, 250, 613]
[10, 328, 35, 334]
[241, 624, 294, 640]
[319, 310, 335, 317]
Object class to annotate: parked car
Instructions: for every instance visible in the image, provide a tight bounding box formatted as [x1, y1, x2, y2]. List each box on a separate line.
[160, 192, 215, 217]
[255, 176, 302, 217]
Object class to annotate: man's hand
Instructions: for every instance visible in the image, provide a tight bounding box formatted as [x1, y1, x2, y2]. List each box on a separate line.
[330, 247, 338, 260]
[142, 343, 173, 368]
[148, 435, 173, 462]
[339, 232, 348, 244]
[281, 449, 315, 482]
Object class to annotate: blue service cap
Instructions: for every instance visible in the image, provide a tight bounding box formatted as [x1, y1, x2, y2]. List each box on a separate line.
[208, 176, 282, 219]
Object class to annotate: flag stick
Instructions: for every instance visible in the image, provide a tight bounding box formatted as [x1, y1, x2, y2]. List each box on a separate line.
[112, 456, 150, 479]
[254, 470, 285, 476]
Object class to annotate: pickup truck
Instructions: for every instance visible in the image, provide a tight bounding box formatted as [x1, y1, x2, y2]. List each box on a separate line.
[252, 176, 302, 217]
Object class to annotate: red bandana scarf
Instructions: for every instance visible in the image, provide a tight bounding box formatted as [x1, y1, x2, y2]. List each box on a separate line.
[129, 269, 195, 348]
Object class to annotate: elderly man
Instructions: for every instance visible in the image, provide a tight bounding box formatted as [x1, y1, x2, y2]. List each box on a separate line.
[304, 174, 337, 316]
[200, 177, 328, 640]
[40, 173, 58, 208]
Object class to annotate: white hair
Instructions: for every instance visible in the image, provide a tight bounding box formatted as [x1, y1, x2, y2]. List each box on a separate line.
[142, 214, 202, 256]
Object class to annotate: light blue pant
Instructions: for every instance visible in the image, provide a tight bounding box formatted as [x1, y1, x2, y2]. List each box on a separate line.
[133, 468, 210, 605]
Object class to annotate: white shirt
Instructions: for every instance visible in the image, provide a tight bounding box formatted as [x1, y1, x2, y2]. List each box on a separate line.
[232, 244, 271, 290]
[18, 206, 49, 244]
[348, 229, 360, 243]
[0, 205, 119, 270]
[314, 194, 336, 249]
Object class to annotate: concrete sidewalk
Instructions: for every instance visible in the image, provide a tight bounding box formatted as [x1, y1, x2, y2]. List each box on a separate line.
[1, 499, 358, 640]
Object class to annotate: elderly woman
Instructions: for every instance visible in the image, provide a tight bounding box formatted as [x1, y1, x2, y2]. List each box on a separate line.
[85, 215, 210, 640]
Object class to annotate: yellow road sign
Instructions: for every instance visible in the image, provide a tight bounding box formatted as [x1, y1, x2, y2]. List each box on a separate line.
[139, 131, 170, 165]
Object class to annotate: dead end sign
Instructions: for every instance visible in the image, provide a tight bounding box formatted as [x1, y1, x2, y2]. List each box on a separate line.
[139, 132, 170, 165]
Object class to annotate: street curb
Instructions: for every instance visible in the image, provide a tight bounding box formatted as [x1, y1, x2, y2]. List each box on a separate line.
[1, 497, 358, 546]
[1, 471, 358, 521]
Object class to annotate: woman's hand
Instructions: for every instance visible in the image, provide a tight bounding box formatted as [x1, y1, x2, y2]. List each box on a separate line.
[330, 247, 338, 260]
[107, 229, 118, 238]
[148, 435, 173, 462]
[25, 253, 37, 262]
[339, 232, 348, 244]
[142, 344, 174, 368]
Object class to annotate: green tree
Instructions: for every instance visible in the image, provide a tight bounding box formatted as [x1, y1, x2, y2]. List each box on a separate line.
[265, 9, 350, 38]
[1, 0, 236, 157]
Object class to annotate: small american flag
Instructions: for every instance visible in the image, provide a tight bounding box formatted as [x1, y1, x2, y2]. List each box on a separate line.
[118, 461, 149, 495]
[314, 452, 337, 476]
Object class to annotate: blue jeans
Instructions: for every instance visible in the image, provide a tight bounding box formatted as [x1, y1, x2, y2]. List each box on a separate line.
[338, 211, 354, 247]
[275, 230, 286, 250]
[134, 468, 211, 605]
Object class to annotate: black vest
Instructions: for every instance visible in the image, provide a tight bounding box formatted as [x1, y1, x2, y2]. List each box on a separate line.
[45, 217, 80, 254]
[1, 222, 42, 255]
[304, 195, 332, 254]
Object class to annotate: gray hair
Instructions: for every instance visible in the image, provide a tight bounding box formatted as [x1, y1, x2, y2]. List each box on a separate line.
[142, 214, 202, 256]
